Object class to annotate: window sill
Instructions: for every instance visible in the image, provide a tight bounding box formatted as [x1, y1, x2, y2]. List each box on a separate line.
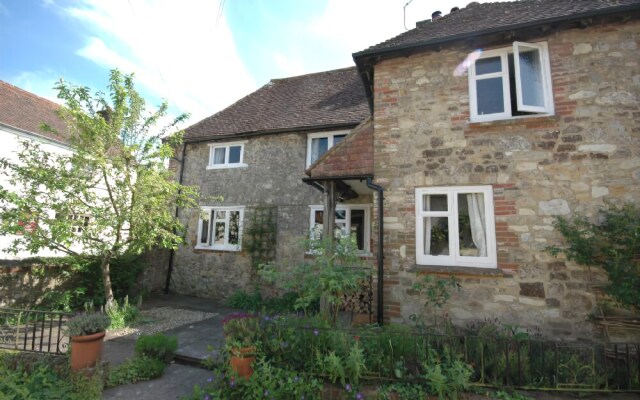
[206, 163, 248, 170]
[195, 246, 241, 252]
[469, 113, 555, 125]
[408, 264, 512, 277]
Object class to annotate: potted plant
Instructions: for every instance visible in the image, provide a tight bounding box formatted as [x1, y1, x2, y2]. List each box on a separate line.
[222, 313, 261, 378]
[65, 312, 111, 371]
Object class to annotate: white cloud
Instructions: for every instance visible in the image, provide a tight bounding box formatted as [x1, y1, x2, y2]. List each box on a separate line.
[63, 0, 256, 123]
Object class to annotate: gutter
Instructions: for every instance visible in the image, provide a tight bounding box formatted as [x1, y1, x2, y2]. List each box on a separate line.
[365, 177, 384, 325]
[164, 142, 188, 294]
[183, 122, 360, 144]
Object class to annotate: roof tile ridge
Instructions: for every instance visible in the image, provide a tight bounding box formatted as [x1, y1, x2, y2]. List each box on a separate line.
[269, 66, 357, 83]
[0, 80, 62, 110]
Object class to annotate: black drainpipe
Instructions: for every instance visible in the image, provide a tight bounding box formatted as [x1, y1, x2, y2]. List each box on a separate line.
[164, 143, 188, 294]
[366, 177, 384, 325]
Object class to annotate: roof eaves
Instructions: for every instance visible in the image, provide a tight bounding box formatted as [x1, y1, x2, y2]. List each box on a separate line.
[353, 3, 640, 60]
[183, 121, 363, 144]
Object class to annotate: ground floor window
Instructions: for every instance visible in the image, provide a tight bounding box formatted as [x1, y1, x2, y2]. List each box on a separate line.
[196, 206, 244, 251]
[415, 186, 496, 268]
[309, 205, 370, 252]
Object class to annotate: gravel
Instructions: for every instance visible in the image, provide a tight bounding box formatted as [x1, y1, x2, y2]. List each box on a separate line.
[107, 307, 217, 339]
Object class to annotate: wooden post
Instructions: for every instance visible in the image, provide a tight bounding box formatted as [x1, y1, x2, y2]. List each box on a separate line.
[323, 180, 337, 245]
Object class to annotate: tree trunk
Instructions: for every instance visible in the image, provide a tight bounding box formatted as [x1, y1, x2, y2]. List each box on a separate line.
[100, 252, 116, 310]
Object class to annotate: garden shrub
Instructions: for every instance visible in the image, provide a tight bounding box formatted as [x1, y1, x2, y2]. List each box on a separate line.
[0, 351, 103, 399]
[134, 334, 178, 363]
[106, 296, 140, 329]
[106, 356, 166, 387]
[549, 202, 640, 310]
[32, 254, 146, 311]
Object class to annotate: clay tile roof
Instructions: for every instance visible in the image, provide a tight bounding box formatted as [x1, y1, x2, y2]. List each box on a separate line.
[0, 81, 69, 144]
[356, 0, 640, 56]
[305, 117, 373, 180]
[184, 67, 369, 141]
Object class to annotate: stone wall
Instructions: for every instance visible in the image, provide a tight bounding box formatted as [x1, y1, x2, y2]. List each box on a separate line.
[170, 131, 329, 300]
[372, 19, 640, 339]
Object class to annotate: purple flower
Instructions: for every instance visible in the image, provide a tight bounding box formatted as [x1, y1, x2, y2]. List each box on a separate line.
[264, 390, 269, 396]
[294, 376, 300, 382]
[356, 393, 364, 400]
[313, 329, 319, 336]
[346, 383, 353, 392]
[204, 395, 211, 400]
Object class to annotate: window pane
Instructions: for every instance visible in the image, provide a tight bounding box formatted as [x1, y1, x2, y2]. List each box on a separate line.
[213, 147, 226, 164]
[350, 209, 365, 250]
[518, 48, 544, 108]
[335, 210, 346, 220]
[312, 210, 323, 240]
[215, 211, 226, 220]
[423, 194, 447, 212]
[458, 193, 487, 257]
[200, 215, 209, 244]
[424, 216, 449, 256]
[228, 146, 241, 164]
[476, 77, 504, 115]
[475, 57, 501, 75]
[214, 222, 226, 244]
[334, 134, 346, 145]
[310, 137, 328, 164]
[228, 211, 240, 245]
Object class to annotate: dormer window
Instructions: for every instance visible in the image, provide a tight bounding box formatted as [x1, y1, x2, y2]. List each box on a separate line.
[468, 41, 554, 123]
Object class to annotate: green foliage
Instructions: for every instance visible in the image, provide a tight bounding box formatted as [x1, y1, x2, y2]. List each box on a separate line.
[185, 358, 323, 400]
[378, 382, 427, 400]
[222, 313, 262, 349]
[106, 356, 166, 387]
[65, 312, 111, 336]
[345, 340, 366, 385]
[134, 334, 178, 363]
[548, 203, 640, 309]
[410, 274, 461, 330]
[0, 352, 103, 399]
[0, 70, 199, 307]
[422, 348, 473, 400]
[226, 289, 300, 313]
[260, 235, 370, 324]
[106, 296, 140, 329]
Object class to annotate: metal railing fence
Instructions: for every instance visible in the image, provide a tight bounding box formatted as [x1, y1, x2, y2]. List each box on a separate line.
[0, 307, 71, 354]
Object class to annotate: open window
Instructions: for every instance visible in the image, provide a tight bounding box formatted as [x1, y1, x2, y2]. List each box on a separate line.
[468, 41, 553, 122]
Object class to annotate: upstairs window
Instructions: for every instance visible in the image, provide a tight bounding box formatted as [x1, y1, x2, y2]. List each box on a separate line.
[196, 206, 244, 251]
[415, 186, 496, 268]
[309, 205, 370, 252]
[208, 142, 246, 169]
[468, 41, 553, 123]
[307, 131, 348, 166]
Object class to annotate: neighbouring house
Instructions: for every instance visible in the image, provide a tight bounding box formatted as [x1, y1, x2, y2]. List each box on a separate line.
[0, 81, 72, 260]
[167, 67, 371, 299]
[170, 0, 640, 340]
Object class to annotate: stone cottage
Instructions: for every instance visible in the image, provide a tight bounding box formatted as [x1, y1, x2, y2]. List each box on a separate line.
[170, 0, 640, 340]
[167, 67, 371, 299]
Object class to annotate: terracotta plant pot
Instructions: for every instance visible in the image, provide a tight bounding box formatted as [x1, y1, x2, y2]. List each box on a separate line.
[70, 331, 105, 371]
[229, 346, 256, 379]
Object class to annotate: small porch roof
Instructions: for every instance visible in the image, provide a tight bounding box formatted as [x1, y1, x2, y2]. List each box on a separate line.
[303, 117, 374, 197]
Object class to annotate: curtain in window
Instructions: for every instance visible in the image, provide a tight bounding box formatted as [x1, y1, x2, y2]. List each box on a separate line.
[213, 148, 225, 164]
[424, 195, 431, 255]
[467, 193, 487, 257]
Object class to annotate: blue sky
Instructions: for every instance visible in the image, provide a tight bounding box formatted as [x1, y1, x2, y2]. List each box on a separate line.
[1, 0, 496, 125]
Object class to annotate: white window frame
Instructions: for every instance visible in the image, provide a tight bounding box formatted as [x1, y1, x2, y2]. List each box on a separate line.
[415, 186, 496, 268]
[196, 206, 244, 251]
[207, 141, 247, 169]
[306, 130, 349, 167]
[308, 204, 371, 253]
[468, 41, 553, 123]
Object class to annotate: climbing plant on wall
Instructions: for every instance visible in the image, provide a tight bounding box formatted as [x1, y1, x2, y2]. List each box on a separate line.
[245, 206, 277, 269]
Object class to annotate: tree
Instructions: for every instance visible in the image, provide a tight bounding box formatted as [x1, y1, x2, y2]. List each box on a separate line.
[0, 70, 199, 308]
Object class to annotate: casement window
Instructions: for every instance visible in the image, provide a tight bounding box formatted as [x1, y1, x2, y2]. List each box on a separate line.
[55, 212, 90, 234]
[415, 186, 496, 268]
[306, 131, 349, 166]
[207, 142, 247, 169]
[309, 205, 370, 252]
[196, 206, 244, 251]
[468, 41, 553, 123]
